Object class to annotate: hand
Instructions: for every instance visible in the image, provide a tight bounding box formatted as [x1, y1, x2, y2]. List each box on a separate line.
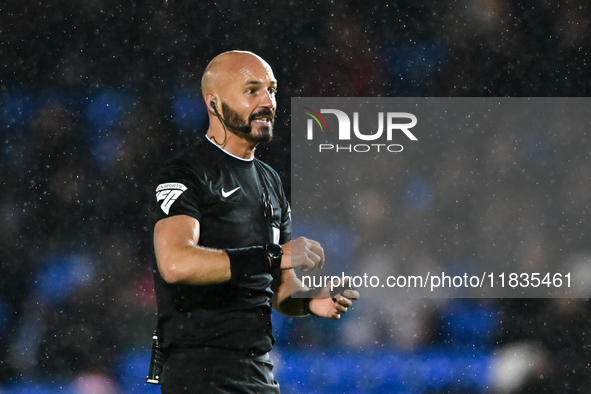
[281, 237, 325, 272]
[308, 288, 360, 320]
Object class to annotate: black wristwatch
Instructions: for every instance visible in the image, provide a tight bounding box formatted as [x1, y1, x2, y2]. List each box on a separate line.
[265, 243, 283, 269]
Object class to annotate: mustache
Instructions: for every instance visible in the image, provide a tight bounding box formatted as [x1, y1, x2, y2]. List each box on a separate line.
[249, 109, 275, 123]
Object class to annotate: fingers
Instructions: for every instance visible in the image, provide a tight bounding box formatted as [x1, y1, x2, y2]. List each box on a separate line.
[330, 303, 347, 320]
[342, 289, 360, 300]
[334, 300, 349, 313]
[308, 295, 357, 320]
[329, 278, 358, 300]
[330, 295, 357, 319]
[299, 238, 324, 271]
[335, 296, 353, 308]
[306, 239, 325, 269]
[300, 248, 322, 272]
[290, 237, 325, 272]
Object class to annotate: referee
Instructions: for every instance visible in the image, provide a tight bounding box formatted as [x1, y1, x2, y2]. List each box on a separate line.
[149, 50, 359, 393]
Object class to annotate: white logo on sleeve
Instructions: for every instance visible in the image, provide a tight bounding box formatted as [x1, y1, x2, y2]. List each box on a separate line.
[156, 183, 188, 215]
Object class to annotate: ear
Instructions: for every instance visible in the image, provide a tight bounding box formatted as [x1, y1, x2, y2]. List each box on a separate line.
[205, 93, 218, 113]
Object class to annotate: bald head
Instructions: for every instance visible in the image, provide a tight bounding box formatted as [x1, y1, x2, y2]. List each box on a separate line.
[200, 51, 278, 151]
[201, 51, 275, 101]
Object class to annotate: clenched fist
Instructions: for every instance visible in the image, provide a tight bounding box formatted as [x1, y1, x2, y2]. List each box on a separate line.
[281, 237, 325, 272]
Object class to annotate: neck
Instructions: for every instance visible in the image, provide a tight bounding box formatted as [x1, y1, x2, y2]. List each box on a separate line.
[207, 126, 258, 160]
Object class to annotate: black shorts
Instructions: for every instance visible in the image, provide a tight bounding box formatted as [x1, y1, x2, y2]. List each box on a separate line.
[160, 347, 280, 394]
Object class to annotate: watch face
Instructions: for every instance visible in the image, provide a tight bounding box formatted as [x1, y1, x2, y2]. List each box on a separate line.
[267, 243, 283, 258]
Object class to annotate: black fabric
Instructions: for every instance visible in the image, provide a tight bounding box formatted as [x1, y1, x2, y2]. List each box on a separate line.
[226, 246, 271, 281]
[149, 137, 291, 355]
[161, 348, 280, 394]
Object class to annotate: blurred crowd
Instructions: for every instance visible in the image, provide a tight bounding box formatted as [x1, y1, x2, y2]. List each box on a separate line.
[2, 0, 591, 393]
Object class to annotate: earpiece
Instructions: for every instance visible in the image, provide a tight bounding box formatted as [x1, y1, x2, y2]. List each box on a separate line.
[210, 100, 217, 109]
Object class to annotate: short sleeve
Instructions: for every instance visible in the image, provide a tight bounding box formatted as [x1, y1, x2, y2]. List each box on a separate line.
[279, 193, 292, 245]
[149, 164, 202, 226]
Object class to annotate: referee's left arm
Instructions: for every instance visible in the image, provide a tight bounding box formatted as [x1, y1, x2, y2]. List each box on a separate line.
[272, 269, 359, 320]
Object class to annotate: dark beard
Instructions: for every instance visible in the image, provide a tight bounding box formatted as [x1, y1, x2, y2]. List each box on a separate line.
[221, 101, 274, 143]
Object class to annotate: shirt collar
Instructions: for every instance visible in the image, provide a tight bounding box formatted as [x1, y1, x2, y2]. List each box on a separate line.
[205, 135, 254, 162]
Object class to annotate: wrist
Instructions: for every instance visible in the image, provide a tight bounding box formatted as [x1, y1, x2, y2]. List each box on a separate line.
[226, 246, 270, 282]
[265, 243, 283, 269]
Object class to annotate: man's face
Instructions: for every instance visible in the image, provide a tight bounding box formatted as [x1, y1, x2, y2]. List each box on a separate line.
[218, 57, 278, 143]
[221, 101, 275, 143]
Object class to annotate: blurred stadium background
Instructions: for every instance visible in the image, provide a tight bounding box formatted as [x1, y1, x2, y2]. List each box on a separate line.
[2, 1, 591, 393]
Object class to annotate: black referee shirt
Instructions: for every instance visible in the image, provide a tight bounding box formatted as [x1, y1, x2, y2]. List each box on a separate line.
[149, 136, 291, 355]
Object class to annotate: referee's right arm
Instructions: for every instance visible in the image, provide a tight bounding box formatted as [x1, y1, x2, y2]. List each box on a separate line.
[154, 214, 279, 285]
[154, 217, 325, 285]
[153, 214, 232, 285]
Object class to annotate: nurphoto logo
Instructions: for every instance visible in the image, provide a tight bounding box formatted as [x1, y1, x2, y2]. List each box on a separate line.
[303, 107, 418, 153]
